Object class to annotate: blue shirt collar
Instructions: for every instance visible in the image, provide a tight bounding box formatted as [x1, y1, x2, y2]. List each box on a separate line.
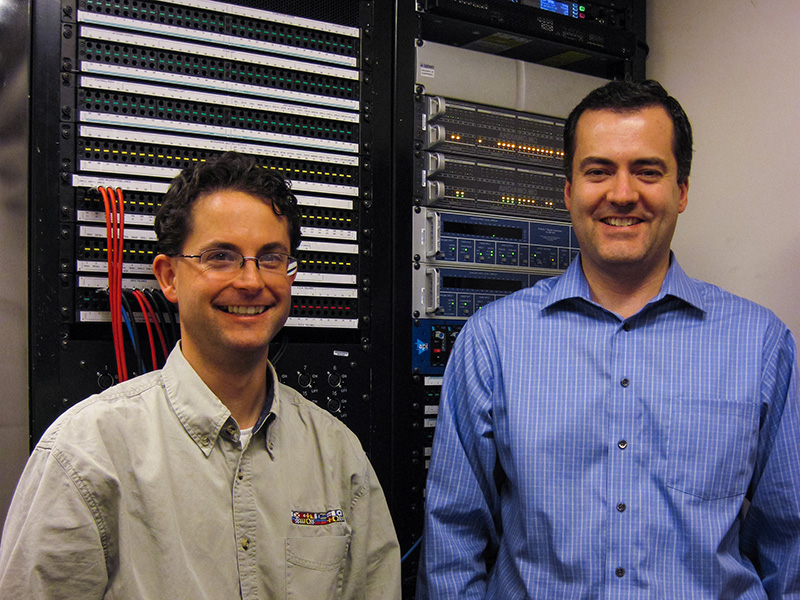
[544, 251, 707, 315]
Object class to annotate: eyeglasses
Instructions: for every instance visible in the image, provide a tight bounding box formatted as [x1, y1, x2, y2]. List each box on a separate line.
[175, 249, 298, 277]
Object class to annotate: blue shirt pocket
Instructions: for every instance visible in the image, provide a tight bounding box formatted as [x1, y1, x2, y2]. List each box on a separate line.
[666, 398, 759, 500]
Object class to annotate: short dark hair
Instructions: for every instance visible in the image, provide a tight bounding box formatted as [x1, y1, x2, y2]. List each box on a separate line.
[154, 152, 302, 255]
[563, 79, 693, 185]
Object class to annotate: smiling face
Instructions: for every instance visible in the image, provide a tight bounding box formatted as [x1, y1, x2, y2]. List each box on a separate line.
[153, 189, 295, 374]
[565, 106, 688, 284]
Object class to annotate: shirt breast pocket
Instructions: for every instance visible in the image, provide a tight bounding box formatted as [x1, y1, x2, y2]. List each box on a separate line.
[666, 397, 759, 500]
[286, 527, 351, 600]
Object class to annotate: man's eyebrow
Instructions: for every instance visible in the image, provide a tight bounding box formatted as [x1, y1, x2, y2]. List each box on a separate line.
[258, 241, 290, 254]
[578, 157, 615, 170]
[632, 157, 669, 171]
[578, 157, 670, 171]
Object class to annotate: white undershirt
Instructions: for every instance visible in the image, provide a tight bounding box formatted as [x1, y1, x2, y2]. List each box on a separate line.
[239, 427, 253, 448]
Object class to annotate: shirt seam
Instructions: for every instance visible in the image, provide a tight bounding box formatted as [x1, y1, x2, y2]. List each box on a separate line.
[51, 446, 112, 575]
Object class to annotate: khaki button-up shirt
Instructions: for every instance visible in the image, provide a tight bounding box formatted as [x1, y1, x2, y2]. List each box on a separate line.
[0, 346, 400, 599]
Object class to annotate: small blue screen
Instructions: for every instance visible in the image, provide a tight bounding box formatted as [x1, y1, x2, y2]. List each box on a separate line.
[539, 0, 570, 16]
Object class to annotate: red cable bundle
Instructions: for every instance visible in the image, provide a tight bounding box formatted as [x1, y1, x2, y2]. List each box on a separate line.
[100, 186, 127, 382]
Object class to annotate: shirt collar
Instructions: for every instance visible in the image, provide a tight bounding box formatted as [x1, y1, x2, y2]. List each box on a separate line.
[161, 344, 278, 456]
[544, 252, 707, 315]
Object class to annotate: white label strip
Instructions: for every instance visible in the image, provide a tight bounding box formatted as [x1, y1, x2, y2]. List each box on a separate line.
[78, 210, 154, 227]
[294, 194, 354, 210]
[72, 175, 170, 193]
[79, 125, 358, 166]
[300, 227, 357, 241]
[292, 286, 358, 298]
[80, 225, 157, 241]
[285, 317, 358, 329]
[79, 276, 159, 290]
[141, 0, 359, 38]
[78, 13, 357, 68]
[79, 25, 358, 79]
[298, 240, 358, 254]
[80, 213, 358, 243]
[81, 62, 359, 111]
[424, 376, 445, 386]
[78, 260, 154, 275]
[80, 76, 360, 124]
[295, 272, 357, 285]
[424, 405, 440, 415]
[74, 165, 358, 197]
[80, 112, 358, 154]
[80, 161, 178, 180]
[76, 162, 358, 197]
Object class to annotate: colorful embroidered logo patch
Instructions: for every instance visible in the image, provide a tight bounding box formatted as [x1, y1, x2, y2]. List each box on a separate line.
[291, 509, 345, 526]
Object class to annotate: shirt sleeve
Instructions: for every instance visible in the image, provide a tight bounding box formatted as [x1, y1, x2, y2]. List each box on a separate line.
[0, 445, 109, 599]
[417, 317, 502, 599]
[341, 455, 401, 600]
[740, 325, 800, 598]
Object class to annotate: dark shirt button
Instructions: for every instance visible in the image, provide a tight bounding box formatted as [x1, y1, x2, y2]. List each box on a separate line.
[617, 503, 626, 512]
[622, 322, 631, 332]
[618, 440, 628, 450]
[616, 567, 625, 577]
[620, 378, 630, 387]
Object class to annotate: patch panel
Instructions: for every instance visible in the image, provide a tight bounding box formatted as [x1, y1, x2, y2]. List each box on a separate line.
[291, 296, 356, 319]
[78, 77, 359, 125]
[300, 206, 356, 232]
[77, 189, 162, 217]
[76, 138, 358, 187]
[77, 238, 158, 265]
[78, 39, 357, 102]
[78, 0, 359, 64]
[297, 251, 358, 275]
[79, 89, 358, 144]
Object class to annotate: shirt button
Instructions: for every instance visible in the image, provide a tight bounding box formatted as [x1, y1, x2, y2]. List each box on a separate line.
[618, 440, 628, 450]
[620, 378, 630, 387]
[241, 538, 250, 550]
[237, 470, 244, 480]
[616, 567, 625, 577]
[622, 322, 631, 332]
[617, 503, 627, 512]
[200, 435, 210, 446]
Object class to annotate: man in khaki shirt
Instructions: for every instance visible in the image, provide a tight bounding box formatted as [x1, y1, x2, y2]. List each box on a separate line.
[0, 152, 401, 599]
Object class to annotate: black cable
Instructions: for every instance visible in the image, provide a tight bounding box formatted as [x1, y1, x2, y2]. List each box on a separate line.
[151, 289, 179, 348]
[269, 329, 289, 366]
[120, 290, 144, 374]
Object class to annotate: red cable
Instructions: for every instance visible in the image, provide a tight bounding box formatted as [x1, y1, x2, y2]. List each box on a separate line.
[100, 187, 124, 382]
[114, 187, 127, 380]
[131, 290, 158, 372]
[138, 290, 169, 366]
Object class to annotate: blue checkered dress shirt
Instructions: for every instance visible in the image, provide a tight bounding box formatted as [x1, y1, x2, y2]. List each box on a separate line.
[418, 254, 800, 599]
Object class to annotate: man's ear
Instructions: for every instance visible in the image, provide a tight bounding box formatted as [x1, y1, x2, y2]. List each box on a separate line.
[564, 180, 572, 211]
[153, 254, 178, 304]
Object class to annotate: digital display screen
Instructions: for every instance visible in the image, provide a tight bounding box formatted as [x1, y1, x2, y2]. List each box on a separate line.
[443, 221, 524, 240]
[539, 0, 570, 16]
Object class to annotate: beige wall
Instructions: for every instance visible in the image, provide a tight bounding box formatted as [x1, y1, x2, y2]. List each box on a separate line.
[0, 0, 30, 533]
[647, 0, 800, 336]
